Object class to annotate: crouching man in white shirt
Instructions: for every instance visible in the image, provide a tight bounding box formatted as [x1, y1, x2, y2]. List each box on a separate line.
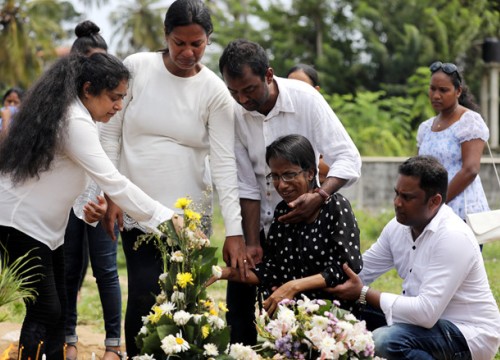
[330, 155, 500, 360]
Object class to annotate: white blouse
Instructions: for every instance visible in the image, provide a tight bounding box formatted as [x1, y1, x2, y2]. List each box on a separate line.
[0, 99, 173, 250]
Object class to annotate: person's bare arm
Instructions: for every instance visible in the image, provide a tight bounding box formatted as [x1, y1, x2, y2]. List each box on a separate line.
[240, 198, 263, 264]
[446, 139, 485, 203]
[101, 195, 123, 241]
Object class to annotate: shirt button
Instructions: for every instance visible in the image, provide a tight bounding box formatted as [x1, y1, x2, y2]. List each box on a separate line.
[267, 211, 271, 215]
[402, 290, 406, 295]
[266, 192, 270, 196]
[409, 269, 412, 273]
[412, 246, 416, 250]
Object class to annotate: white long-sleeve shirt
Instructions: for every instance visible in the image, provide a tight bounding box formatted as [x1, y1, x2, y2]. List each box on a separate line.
[0, 99, 173, 250]
[234, 76, 361, 232]
[360, 205, 500, 360]
[99, 52, 242, 236]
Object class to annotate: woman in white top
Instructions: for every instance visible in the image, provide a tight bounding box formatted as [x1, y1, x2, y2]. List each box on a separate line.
[0, 53, 177, 360]
[99, 0, 246, 355]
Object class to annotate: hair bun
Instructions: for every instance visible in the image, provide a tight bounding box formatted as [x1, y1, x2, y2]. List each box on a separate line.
[75, 20, 101, 38]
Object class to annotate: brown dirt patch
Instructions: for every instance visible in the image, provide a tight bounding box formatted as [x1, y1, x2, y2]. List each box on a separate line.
[0, 322, 111, 360]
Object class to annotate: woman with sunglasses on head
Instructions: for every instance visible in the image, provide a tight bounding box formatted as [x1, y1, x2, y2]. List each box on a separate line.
[417, 61, 490, 222]
[207, 134, 362, 316]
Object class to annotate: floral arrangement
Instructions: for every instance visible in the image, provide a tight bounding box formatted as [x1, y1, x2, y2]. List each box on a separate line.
[132, 197, 382, 360]
[254, 296, 382, 360]
[133, 197, 231, 359]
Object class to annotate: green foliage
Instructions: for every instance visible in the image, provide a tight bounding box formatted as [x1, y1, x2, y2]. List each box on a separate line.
[324, 90, 415, 156]
[0, 247, 40, 317]
[109, 0, 166, 58]
[0, 0, 80, 89]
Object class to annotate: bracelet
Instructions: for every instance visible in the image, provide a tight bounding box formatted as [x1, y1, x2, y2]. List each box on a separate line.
[314, 188, 330, 202]
[358, 285, 369, 305]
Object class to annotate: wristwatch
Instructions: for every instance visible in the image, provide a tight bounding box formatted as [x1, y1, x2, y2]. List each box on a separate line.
[358, 285, 370, 305]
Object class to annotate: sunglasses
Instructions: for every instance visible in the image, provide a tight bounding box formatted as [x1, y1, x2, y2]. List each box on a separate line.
[429, 61, 462, 83]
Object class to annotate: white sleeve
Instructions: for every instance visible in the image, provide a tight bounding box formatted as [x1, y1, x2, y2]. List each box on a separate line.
[66, 114, 174, 232]
[207, 88, 243, 236]
[359, 220, 396, 284]
[312, 96, 361, 187]
[381, 229, 475, 328]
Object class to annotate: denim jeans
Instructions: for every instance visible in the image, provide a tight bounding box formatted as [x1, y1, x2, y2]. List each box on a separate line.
[0, 226, 66, 360]
[360, 304, 472, 360]
[64, 210, 121, 347]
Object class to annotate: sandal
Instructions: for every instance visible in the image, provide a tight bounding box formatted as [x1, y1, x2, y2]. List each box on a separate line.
[104, 347, 124, 360]
[65, 344, 78, 360]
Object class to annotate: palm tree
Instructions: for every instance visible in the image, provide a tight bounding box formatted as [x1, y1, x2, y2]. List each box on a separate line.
[109, 0, 167, 58]
[0, 0, 79, 89]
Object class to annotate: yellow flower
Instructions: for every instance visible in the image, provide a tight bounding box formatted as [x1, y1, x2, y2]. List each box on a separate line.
[174, 197, 192, 210]
[176, 272, 194, 288]
[148, 305, 164, 324]
[218, 301, 228, 313]
[209, 308, 218, 316]
[201, 325, 210, 339]
[184, 209, 201, 222]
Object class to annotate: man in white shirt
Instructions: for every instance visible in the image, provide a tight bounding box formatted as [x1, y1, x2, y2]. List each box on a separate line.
[218, 39, 361, 345]
[330, 155, 500, 360]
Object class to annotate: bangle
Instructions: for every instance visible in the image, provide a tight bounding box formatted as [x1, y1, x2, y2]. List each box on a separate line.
[358, 285, 369, 305]
[314, 188, 330, 202]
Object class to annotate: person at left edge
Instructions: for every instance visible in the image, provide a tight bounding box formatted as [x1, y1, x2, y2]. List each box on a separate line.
[0, 53, 180, 360]
[99, 0, 245, 356]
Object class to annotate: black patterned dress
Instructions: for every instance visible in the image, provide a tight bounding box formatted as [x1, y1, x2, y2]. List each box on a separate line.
[253, 193, 362, 310]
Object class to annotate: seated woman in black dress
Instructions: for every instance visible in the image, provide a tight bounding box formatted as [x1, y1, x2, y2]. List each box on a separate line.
[208, 134, 362, 315]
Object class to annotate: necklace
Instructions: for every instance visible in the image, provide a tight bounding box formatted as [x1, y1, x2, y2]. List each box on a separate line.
[434, 105, 459, 130]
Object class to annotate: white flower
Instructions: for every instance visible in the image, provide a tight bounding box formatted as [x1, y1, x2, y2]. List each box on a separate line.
[310, 314, 330, 330]
[159, 301, 176, 315]
[304, 327, 328, 348]
[211, 265, 222, 279]
[192, 314, 203, 324]
[160, 332, 190, 355]
[227, 343, 260, 360]
[139, 326, 148, 335]
[173, 310, 192, 325]
[296, 295, 320, 313]
[207, 315, 225, 330]
[203, 343, 219, 357]
[171, 291, 185, 302]
[159, 272, 168, 282]
[171, 250, 184, 262]
[141, 315, 150, 325]
[132, 354, 155, 360]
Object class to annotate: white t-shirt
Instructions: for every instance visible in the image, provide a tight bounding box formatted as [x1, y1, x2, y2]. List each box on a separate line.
[361, 205, 500, 360]
[0, 99, 173, 250]
[100, 52, 242, 236]
[234, 76, 361, 233]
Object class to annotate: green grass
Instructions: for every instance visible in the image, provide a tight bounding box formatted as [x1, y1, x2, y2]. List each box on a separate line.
[2, 205, 499, 357]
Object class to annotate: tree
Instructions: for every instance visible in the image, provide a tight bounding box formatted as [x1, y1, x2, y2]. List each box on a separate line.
[109, 0, 167, 59]
[0, 0, 79, 89]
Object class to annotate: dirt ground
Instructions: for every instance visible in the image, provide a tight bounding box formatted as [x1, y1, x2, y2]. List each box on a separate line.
[0, 322, 111, 360]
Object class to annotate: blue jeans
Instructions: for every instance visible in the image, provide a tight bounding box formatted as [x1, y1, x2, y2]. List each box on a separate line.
[373, 320, 471, 359]
[0, 226, 66, 360]
[64, 210, 121, 347]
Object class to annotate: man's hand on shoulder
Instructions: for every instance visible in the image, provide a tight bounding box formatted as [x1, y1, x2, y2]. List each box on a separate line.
[277, 192, 324, 223]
